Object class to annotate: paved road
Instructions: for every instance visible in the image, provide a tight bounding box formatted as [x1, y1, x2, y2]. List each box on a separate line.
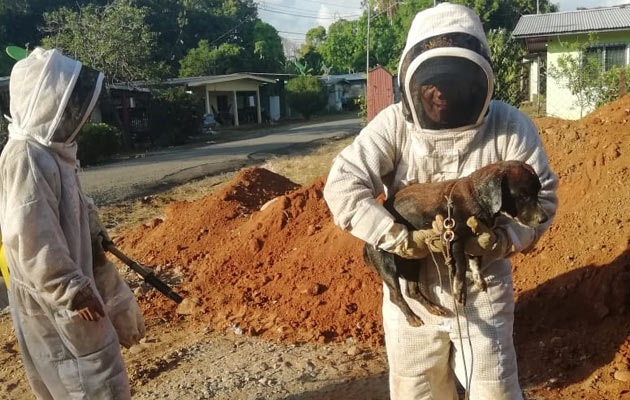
[79, 117, 360, 204]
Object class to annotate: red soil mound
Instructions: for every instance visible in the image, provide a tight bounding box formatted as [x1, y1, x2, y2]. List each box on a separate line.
[117, 95, 630, 399]
[117, 168, 382, 345]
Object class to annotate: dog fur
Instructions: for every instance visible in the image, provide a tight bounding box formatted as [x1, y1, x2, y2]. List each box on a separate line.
[363, 160, 548, 327]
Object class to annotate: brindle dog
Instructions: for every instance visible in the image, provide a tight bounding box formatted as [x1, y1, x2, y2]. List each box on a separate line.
[363, 160, 548, 327]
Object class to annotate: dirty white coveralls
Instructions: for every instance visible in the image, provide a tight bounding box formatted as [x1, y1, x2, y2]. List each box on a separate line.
[324, 4, 558, 400]
[0, 48, 131, 399]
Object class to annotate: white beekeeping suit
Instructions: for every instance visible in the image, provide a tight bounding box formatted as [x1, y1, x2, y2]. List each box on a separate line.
[0, 48, 132, 399]
[324, 3, 558, 400]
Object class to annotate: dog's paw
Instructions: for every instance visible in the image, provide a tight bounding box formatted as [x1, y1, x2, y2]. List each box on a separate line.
[474, 277, 488, 292]
[406, 314, 424, 327]
[426, 303, 449, 317]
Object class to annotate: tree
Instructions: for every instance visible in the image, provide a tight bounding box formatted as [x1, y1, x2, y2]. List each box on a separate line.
[285, 76, 326, 119]
[42, 0, 159, 83]
[487, 28, 527, 106]
[251, 21, 285, 72]
[548, 34, 605, 118]
[179, 40, 242, 76]
[42, 0, 159, 148]
[319, 19, 360, 74]
[305, 26, 326, 49]
[298, 26, 326, 75]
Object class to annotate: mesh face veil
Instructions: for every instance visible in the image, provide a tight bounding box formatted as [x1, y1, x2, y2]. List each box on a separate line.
[53, 65, 104, 144]
[399, 30, 494, 131]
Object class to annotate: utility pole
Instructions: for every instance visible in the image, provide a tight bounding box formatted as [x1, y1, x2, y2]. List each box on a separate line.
[366, 1, 371, 76]
[537, 0, 540, 14]
[366, 0, 371, 96]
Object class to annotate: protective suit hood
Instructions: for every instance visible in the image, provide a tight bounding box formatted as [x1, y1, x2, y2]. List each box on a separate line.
[8, 47, 103, 149]
[398, 3, 494, 132]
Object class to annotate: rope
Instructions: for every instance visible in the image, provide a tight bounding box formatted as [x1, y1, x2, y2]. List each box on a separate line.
[425, 180, 475, 400]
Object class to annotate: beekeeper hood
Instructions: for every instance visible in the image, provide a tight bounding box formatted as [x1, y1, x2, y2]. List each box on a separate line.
[8, 47, 104, 148]
[398, 3, 493, 131]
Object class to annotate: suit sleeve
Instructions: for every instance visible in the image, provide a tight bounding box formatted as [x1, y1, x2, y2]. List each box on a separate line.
[2, 148, 91, 308]
[323, 109, 401, 246]
[500, 108, 559, 252]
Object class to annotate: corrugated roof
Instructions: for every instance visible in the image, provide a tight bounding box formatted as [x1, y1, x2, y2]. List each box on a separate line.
[513, 6, 630, 38]
[166, 73, 276, 87]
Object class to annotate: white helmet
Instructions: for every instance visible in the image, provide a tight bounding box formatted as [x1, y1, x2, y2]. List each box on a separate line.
[398, 3, 494, 131]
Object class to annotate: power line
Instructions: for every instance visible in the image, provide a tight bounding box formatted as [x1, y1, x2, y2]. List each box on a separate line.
[258, 6, 361, 20]
[277, 30, 309, 36]
[264, 0, 362, 11]
[256, 1, 357, 17]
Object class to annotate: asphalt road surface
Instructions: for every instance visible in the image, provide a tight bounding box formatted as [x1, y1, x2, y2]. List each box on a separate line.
[79, 117, 360, 205]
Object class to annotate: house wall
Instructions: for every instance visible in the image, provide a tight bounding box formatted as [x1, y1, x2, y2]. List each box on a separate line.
[547, 31, 630, 119]
[203, 80, 262, 92]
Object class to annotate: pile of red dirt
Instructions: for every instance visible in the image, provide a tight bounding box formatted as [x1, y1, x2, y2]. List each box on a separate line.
[117, 95, 630, 399]
[116, 167, 382, 345]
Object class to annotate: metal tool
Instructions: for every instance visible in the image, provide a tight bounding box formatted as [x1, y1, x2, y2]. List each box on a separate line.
[104, 241, 183, 304]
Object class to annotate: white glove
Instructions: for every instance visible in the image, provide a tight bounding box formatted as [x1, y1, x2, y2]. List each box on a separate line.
[93, 253, 145, 348]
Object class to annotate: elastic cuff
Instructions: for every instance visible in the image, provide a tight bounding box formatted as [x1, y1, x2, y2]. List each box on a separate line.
[377, 223, 408, 251]
[349, 199, 396, 246]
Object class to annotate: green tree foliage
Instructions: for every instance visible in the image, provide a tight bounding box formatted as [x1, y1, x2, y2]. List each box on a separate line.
[297, 26, 326, 75]
[487, 28, 527, 106]
[76, 122, 122, 165]
[285, 75, 326, 120]
[548, 35, 611, 117]
[41, 0, 159, 83]
[149, 87, 204, 146]
[179, 40, 243, 76]
[319, 20, 359, 74]
[252, 21, 286, 72]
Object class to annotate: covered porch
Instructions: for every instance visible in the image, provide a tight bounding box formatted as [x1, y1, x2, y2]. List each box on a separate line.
[183, 74, 276, 127]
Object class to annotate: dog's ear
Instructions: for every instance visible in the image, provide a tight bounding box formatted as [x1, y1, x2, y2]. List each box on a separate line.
[476, 172, 505, 216]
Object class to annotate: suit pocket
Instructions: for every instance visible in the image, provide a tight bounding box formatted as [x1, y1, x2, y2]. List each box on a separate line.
[53, 309, 116, 357]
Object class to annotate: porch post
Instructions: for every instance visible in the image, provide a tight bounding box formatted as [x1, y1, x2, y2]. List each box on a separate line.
[256, 86, 262, 124]
[205, 85, 210, 114]
[233, 90, 239, 127]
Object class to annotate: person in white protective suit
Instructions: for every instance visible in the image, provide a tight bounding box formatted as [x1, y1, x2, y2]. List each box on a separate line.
[324, 3, 558, 400]
[0, 47, 145, 399]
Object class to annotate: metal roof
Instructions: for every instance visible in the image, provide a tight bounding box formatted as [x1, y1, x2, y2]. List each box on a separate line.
[513, 6, 630, 38]
[167, 73, 276, 87]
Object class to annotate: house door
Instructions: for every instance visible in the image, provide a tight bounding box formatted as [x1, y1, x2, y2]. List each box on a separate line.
[216, 95, 231, 125]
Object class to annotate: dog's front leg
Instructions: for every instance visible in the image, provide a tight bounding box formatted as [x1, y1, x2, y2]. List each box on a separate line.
[451, 241, 468, 305]
[467, 255, 488, 292]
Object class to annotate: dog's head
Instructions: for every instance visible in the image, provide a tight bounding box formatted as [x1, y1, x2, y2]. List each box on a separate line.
[474, 161, 548, 227]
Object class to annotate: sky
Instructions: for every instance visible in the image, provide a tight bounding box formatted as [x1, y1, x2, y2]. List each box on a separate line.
[257, 0, 630, 49]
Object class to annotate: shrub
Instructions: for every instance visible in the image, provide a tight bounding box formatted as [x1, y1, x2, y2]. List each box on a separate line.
[77, 123, 122, 165]
[149, 87, 204, 146]
[286, 76, 327, 120]
[354, 95, 367, 126]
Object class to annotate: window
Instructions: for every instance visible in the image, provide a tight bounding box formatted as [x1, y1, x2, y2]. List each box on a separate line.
[585, 44, 628, 71]
[605, 45, 626, 70]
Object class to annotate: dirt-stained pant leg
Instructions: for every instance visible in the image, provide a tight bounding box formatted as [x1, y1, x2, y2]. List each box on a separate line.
[383, 286, 458, 400]
[9, 284, 131, 400]
[383, 259, 523, 400]
[448, 261, 523, 400]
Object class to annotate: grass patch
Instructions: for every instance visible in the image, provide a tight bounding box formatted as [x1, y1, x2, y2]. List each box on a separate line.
[261, 136, 354, 185]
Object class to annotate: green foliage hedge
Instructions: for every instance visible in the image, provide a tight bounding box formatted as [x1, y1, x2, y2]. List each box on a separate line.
[149, 87, 204, 146]
[77, 123, 122, 165]
[286, 76, 327, 120]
